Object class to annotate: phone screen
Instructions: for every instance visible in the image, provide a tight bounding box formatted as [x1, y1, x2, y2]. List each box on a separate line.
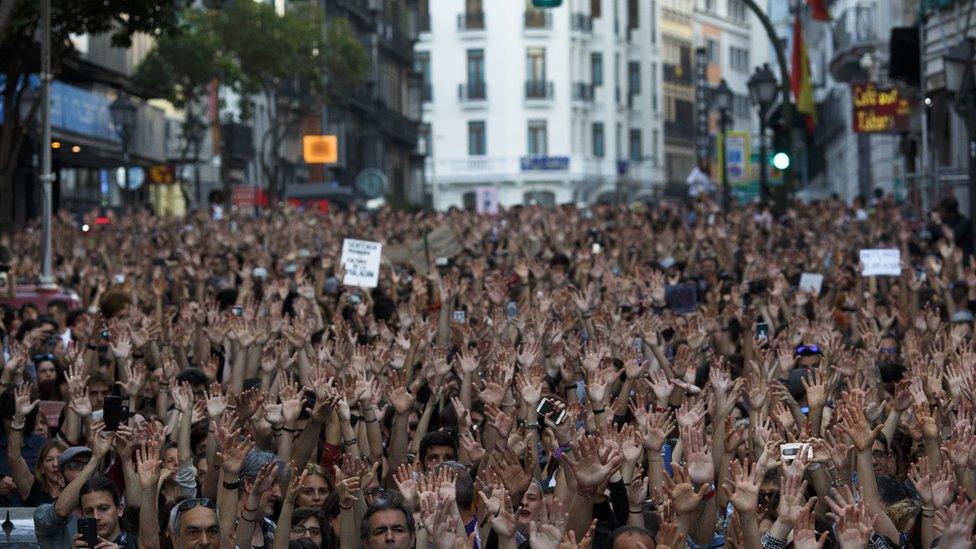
[103, 396, 129, 431]
[452, 310, 466, 323]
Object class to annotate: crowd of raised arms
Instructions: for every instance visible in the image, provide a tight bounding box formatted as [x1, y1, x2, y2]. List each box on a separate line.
[2, 193, 976, 549]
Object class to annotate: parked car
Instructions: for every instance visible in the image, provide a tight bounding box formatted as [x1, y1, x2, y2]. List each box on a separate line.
[0, 285, 83, 312]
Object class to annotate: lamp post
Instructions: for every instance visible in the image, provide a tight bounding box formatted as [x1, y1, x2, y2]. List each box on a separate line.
[747, 64, 778, 206]
[110, 93, 137, 201]
[712, 79, 733, 210]
[38, 0, 55, 289]
[943, 38, 976, 238]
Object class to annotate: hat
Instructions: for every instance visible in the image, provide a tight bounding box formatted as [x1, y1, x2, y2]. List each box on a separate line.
[57, 447, 92, 470]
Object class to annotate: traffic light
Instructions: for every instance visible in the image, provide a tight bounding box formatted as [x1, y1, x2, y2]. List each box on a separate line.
[771, 152, 790, 170]
[532, 0, 562, 6]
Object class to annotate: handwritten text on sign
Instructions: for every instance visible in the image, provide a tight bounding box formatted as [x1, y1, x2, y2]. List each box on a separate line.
[341, 239, 382, 288]
[859, 249, 901, 277]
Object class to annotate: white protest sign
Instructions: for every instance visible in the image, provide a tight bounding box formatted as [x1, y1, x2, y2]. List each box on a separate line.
[859, 249, 901, 277]
[340, 239, 382, 288]
[798, 273, 823, 294]
[476, 186, 499, 215]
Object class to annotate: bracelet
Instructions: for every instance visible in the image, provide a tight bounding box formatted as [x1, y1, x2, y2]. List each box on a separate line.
[565, 384, 578, 390]
[592, 408, 606, 414]
[524, 422, 539, 429]
[807, 463, 822, 471]
[9, 425, 23, 431]
[283, 427, 298, 433]
[701, 485, 717, 500]
[223, 479, 241, 490]
[364, 417, 378, 424]
[576, 486, 596, 498]
[629, 509, 643, 514]
[343, 437, 358, 447]
[340, 503, 353, 510]
[921, 505, 936, 512]
[243, 504, 258, 514]
[132, 352, 145, 359]
[271, 425, 283, 431]
[240, 514, 257, 523]
[500, 400, 517, 407]
[922, 511, 935, 518]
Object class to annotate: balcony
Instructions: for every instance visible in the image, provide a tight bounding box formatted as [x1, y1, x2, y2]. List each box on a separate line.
[572, 82, 594, 102]
[571, 13, 592, 33]
[525, 80, 554, 101]
[524, 10, 552, 30]
[457, 11, 485, 32]
[663, 62, 692, 85]
[422, 83, 432, 103]
[664, 120, 694, 143]
[458, 82, 487, 102]
[829, 2, 877, 83]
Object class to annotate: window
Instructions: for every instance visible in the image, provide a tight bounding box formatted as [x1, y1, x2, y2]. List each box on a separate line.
[703, 0, 715, 11]
[733, 94, 750, 119]
[628, 0, 638, 28]
[462, 191, 477, 211]
[729, 0, 747, 21]
[616, 123, 622, 159]
[613, 0, 619, 34]
[524, 190, 555, 206]
[467, 49, 485, 84]
[418, 123, 431, 155]
[463, 0, 484, 29]
[416, 51, 432, 101]
[650, 62, 658, 110]
[526, 47, 546, 82]
[591, 53, 603, 86]
[591, 0, 601, 18]
[527, 120, 548, 155]
[628, 61, 640, 95]
[592, 123, 605, 157]
[730, 46, 749, 72]
[652, 129, 660, 165]
[705, 38, 719, 64]
[629, 129, 642, 161]
[649, 0, 656, 43]
[468, 121, 486, 156]
[614, 53, 621, 103]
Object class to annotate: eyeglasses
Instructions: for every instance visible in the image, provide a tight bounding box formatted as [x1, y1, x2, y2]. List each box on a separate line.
[66, 459, 89, 471]
[794, 345, 821, 357]
[879, 347, 899, 355]
[365, 487, 386, 498]
[32, 353, 56, 362]
[291, 525, 322, 537]
[174, 498, 216, 525]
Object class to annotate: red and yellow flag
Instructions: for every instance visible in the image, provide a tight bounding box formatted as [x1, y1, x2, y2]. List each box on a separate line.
[791, 13, 817, 132]
[808, 0, 831, 21]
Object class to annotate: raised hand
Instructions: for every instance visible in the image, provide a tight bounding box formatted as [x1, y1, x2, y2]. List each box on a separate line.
[792, 498, 827, 549]
[135, 439, 163, 490]
[561, 434, 621, 495]
[13, 383, 39, 418]
[217, 430, 254, 477]
[723, 458, 761, 513]
[115, 362, 146, 398]
[681, 427, 714, 485]
[663, 462, 710, 515]
[204, 382, 228, 419]
[393, 463, 421, 508]
[527, 498, 568, 549]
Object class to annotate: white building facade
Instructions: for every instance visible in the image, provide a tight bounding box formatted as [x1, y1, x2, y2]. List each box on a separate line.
[418, 0, 665, 210]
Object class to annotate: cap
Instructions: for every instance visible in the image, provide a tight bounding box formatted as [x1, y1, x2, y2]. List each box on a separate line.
[58, 446, 92, 470]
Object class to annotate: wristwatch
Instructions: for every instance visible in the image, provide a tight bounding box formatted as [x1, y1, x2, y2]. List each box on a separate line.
[223, 479, 241, 490]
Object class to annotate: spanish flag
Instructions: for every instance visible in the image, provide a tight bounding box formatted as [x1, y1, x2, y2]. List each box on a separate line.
[791, 13, 816, 132]
[808, 0, 831, 21]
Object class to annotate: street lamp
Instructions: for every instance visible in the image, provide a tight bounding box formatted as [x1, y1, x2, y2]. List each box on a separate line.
[748, 64, 778, 206]
[943, 39, 976, 237]
[110, 93, 137, 165]
[711, 79, 733, 210]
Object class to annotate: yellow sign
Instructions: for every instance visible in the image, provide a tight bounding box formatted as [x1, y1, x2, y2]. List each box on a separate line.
[148, 165, 175, 184]
[303, 135, 338, 164]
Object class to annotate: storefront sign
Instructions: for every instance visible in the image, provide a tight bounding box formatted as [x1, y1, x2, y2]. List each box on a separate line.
[851, 82, 912, 134]
[520, 156, 569, 171]
[719, 131, 750, 182]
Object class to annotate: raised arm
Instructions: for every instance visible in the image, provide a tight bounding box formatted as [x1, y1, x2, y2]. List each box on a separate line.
[8, 384, 39, 500]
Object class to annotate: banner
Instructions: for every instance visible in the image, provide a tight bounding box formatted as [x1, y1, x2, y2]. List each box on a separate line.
[340, 239, 382, 288]
[859, 249, 901, 276]
[475, 186, 499, 215]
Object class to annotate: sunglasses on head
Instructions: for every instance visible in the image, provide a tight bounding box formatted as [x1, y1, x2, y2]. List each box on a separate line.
[32, 353, 56, 362]
[174, 498, 216, 521]
[794, 345, 821, 357]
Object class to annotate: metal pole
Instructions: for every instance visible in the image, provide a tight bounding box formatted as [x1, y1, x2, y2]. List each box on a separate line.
[920, 19, 929, 214]
[759, 106, 769, 206]
[970, 127, 976, 238]
[39, 0, 54, 288]
[720, 110, 730, 210]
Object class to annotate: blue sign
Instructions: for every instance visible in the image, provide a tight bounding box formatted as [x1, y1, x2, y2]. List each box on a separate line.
[0, 76, 120, 142]
[520, 156, 570, 171]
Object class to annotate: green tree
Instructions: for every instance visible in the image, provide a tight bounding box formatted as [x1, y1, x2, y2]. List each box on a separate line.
[0, 0, 181, 231]
[134, 9, 233, 206]
[211, 1, 367, 202]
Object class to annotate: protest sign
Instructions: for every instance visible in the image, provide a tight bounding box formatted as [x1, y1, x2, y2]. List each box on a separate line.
[475, 186, 499, 215]
[799, 273, 824, 294]
[341, 239, 382, 288]
[859, 249, 901, 277]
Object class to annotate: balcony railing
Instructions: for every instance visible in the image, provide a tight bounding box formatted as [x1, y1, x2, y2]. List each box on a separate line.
[524, 10, 552, 29]
[833, 3, 876, 53]
[457, 11, 485, 31]
[458, 81, 487, 101]
[572, 82, 594, 101]
[525, 80, 554, 100]
[571, 13, 592, 32]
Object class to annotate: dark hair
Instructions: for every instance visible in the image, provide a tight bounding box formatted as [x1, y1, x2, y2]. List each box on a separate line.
[876, 475, 909, 506]
[45, 299, 68, 316]
[98, 290, 130, 319]
[418, 431, 458, 463]
[215, 289, 238, 311]
[176, 368, 210, 388]
[80, 475, 123, 507]
[292, 507, 324, 527]
[0, 387, 37, 435]
[359, 499, 415, 540]
[289, 540, 319, 549]
[607, 526, 654, 548]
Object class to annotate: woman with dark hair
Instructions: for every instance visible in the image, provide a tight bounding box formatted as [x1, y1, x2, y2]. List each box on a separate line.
[6, 384, 66, 505]
[289, 507, 324, 547]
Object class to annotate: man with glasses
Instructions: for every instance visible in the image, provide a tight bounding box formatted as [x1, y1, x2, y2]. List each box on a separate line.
[168, 498, 219, 549]
[34, 427, 111, 549]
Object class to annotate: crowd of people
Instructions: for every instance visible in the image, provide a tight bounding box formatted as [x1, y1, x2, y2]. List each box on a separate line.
[1, 193, 975, 549]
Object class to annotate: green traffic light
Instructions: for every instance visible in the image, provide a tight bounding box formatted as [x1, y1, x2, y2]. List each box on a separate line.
[771, 152, 790, 170]
[532, 0, 562, 6]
